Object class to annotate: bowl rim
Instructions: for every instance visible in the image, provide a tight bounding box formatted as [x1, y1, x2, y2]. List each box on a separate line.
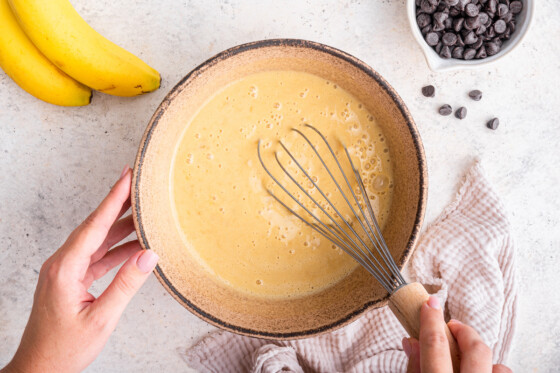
[406, 0, 535, 72]
[132, 38, 428, 339]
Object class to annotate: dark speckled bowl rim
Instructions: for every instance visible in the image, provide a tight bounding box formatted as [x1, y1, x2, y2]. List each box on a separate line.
[132, 38, 428, 340]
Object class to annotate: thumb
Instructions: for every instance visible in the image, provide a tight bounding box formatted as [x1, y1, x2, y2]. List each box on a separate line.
[91, 250, 158, 322]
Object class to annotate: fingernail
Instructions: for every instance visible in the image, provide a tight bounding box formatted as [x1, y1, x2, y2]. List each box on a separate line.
[402, 337, 412, 357]
[449, 319, 462, 324]
[119, 165, 129, 179]
[137, 250, 159, 273]
[427, 295, 441, 309]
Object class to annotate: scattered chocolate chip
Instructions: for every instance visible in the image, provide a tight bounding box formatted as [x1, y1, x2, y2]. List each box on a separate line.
[494, 19, 507, 33]
[510, 1, 523, 14]
[486, 117, 500, 130]
[422, 85, 436, 97]
[469, 89, 483, 101]
[465, 3, 480, 16]
[439, 104, 453, 115]
[442, 32, 458, 45]
[463, 48, 477, 60]
[455, 106, 467, 119]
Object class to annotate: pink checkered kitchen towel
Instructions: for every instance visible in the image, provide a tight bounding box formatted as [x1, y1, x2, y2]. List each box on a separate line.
[180, 161, 517, 372]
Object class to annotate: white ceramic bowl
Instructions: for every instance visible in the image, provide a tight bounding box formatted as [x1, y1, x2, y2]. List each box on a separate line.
[407, 0, 534, 72]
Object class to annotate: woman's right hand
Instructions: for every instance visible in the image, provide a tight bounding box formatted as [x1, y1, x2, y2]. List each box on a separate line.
[402, 295, 513, 373]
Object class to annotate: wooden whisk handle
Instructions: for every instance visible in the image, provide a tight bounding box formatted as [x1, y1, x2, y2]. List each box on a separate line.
[389, 282, 460, 373]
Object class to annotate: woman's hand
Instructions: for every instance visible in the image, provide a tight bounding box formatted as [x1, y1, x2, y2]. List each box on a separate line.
[402, 296, 512, 373]
[2, 166, 158, 373]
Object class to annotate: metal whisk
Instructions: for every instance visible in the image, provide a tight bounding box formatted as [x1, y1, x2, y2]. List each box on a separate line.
[258, 124, 459, 371]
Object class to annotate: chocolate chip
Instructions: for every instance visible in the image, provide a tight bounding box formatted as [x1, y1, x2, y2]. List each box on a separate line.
[458, 0, 470, 11]
[452, 17, 464, 32]
[476, 24, 487, 35]
[503, 11, 513, 22]
[452, 46, 464, 58]
[444, 17, 453, 29]
[450, 7, 461, 17]
[498, 3, 509, 17]
[508, 21, 516, 33]
[472, 37, 484, 49]
[422, 85, 436, 97]
[422, 24, 433, 35]
[417, 13, 431, 28]
[456, 34, 465, 47]
[439, 104, 453, 115]
[433, 11, 449, 24]
[464, 31, 478, 44]
[510, 1, 523, 14]
[494, 19, 507, 33]
[442, 32, 458, 46]
[475, 46, 487, 58]
[487, 0, 497, 13]
[485, 42, 500, 55]
[493, 37, 503, 47]
[435, 41, 444, 53]
[468, 90, 482, 101]
[455, 107, 467, 119]
[421, 0, 437, 13]
[465, 3, 480, 16]
[463, 48, 476, 60]
[445, 0, 460, 5]
[440, 45, 452, 58]
[433, 22, 446, 32]
[428, 0, 439, 5]
[478, 12, 489, 25]
[486, 117, 500, 130]
[465, 16, 481, 30]
[426, 32, 440, 46]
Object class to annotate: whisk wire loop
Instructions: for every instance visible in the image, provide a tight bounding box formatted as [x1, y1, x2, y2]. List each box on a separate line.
[257, 124, 406, 293]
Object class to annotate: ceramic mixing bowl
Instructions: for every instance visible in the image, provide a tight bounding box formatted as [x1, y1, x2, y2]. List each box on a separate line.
[132, 39, 427, 339]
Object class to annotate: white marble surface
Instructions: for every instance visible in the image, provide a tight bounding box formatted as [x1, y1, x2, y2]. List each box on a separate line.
[1, 0, 559, 371]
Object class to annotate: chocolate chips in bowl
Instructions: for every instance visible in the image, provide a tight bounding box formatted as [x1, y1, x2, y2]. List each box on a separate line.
[415, 0, 523, 60]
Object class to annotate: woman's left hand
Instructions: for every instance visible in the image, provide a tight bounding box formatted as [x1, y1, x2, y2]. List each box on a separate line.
[2, 166, 158, 373]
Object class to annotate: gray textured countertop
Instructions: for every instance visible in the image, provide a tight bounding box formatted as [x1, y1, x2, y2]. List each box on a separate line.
[1, 0, 559, 371]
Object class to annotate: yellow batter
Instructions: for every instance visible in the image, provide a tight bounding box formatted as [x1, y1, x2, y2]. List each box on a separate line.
[171, 70, 393, 299]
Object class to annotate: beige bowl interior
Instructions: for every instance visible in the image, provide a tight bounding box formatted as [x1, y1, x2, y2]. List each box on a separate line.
[132, 39, 427, 339]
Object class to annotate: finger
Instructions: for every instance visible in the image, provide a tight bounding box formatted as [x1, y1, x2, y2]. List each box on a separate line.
[88, 240, 141, 283]
[419, 296, 453, 373]
[65, 167, 132, 258]
[448, 320, 492, 373]
[404, 338, 420, 373]
[492, 364, 512, 373]
[87, 250, 158, 322]
[90, 215, 135, 263]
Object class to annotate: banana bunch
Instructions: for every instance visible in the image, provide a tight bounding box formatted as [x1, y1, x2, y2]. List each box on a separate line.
[0, 0, 160, 106]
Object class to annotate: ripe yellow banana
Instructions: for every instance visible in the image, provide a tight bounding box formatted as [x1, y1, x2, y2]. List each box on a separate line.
[0, 0, 91, 106]
[8, 0, 160, 97]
